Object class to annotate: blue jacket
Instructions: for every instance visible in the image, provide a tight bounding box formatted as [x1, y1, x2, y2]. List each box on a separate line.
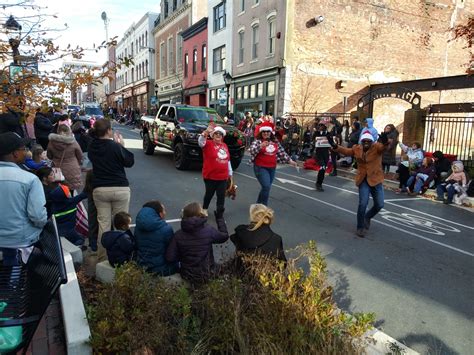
[101, 230, 135, 267]
[359, 118, 379, 143]
[50, 187, 87, 236]
[0, 162, 47, 248]
[135, 207, 178, 276]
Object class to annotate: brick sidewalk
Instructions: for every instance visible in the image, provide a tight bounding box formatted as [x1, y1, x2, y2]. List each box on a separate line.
[19, 296, 66, 355]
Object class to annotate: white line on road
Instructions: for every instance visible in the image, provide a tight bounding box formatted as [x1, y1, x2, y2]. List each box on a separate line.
[235, 171, 474, 257]
[385, 198, 423, 202]
[277, 170, 474, 231]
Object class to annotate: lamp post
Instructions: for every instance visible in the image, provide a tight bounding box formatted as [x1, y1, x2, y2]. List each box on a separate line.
[121, 93, 124, 112]
[4, 15, 22, 64]
[223, 71, 232, 115]
[154, 83, 159, 111]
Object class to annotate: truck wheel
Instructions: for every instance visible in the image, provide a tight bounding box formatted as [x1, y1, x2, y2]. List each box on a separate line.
[143, 134, 155, 155]
[231, 158, 242, 170]
[174, 142, 190, 170]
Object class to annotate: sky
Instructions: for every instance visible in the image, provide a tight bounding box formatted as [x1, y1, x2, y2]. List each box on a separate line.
[5, 0, 161, 66]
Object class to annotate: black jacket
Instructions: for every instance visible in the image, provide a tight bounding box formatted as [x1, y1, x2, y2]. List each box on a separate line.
[88, 138, 134, 188]
[34, 112, 53, 140]
[101, 230, 135, 267]
[0, 109, 24, 136]
[74, 130, 92, 153]
[231, 224, 286, 262]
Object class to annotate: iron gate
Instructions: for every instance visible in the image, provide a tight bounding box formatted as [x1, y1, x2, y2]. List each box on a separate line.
[423, 114, 474, 168]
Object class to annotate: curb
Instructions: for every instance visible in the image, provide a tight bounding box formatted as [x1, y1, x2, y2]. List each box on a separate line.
[59, 251, 92, 355]
[364, 329, 419, 354]
[60, 237, 83, 265]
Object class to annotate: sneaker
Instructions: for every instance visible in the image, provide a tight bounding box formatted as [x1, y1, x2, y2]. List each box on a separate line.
[435, 197, 444, 202]
[315, 183, 324, 192]
[364, 217, 371, 230]
[356, 229, 365, 238]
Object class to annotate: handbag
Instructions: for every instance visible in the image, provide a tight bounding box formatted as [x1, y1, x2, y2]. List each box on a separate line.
[52, 150, 66, 182]
[75, 200, 89, 237]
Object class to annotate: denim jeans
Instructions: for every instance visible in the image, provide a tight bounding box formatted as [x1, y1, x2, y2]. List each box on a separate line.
[436, 184, 456, 202]
[0, 247, 20, 266]
[254, 165, 276, 206]
[357, 179, 384, 229]
[406, 176, 425, 193]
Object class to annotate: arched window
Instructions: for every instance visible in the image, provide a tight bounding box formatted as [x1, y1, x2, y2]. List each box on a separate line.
[145, 59, 148, 77]
[145, 31, 148, 46]
[192, 49, 197, 74]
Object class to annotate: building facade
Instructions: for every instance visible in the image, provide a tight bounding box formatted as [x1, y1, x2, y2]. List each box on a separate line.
[207, 0, 234, 116]
[115, 12, 158, 113]
[231, 0, 287, 120]
[182, 17, 208, 107]
[62, 60, 101, 105]
[153, 0, 208, 105]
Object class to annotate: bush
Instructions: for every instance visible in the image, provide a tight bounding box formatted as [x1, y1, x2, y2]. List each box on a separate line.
[87, 242, 374, 353]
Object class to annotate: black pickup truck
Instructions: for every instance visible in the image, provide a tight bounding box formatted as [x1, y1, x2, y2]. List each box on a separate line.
[141, 104, 246, 170]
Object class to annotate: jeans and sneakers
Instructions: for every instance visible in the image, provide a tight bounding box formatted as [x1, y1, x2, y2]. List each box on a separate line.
[436, 184, 456, 204]
[357, 179, 384, 237]
[254, 165, 276, 206]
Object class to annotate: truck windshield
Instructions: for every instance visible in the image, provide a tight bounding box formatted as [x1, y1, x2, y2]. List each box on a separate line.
[84, 107, 103, 116]
[177, 107, 224, 124]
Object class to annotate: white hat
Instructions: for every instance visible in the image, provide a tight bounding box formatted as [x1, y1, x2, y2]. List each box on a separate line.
[212, 126, 226, 136]
[359, 132, 374, 142]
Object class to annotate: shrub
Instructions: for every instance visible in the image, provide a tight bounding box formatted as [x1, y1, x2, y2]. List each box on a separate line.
[87, 242, 374, 353]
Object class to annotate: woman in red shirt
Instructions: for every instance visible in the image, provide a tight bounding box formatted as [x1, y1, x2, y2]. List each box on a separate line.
[198, 126, 232, 218]
[249, 122, 297, 206]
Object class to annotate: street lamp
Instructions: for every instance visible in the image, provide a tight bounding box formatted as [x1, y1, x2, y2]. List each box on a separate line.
[4, 15, 22, 64]
[223, 70, 232, 115]
[121, 93, 124, 111]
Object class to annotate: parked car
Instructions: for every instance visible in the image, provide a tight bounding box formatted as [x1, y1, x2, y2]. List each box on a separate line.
[141, 104, 245, 170]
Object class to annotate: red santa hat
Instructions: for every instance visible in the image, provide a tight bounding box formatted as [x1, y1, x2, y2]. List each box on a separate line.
[259, 121, 274, 133]
[211, 126, 226, 136]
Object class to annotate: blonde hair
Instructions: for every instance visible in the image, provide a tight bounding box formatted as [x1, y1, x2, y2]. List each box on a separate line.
[248, 204, 274, 231]
[58, 124, 71, 136]
[182, 202, 207, 218]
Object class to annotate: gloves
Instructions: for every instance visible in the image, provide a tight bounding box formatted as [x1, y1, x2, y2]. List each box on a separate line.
[326, 134, 337, 149]
[378, 132, 388, 144]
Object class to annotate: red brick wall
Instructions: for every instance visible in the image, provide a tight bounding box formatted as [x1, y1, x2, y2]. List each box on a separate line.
[183, 26, 208, 90]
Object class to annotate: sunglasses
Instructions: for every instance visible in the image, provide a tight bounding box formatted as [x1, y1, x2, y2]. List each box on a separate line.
[361, 140, 372, 143]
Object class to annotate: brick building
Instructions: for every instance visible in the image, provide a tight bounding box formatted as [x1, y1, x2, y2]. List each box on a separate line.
[153, 0, 208, 105]
[182, 17, 208, 106]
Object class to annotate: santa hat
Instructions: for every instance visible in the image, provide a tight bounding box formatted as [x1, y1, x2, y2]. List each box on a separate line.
[359, 132, 374, 142]
[259, 122, 274, 133]
[212, 126, 226, 136]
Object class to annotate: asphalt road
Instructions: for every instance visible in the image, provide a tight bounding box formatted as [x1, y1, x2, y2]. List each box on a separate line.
[115, 124, 473, 355]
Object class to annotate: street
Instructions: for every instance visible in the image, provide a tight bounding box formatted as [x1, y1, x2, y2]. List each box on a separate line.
[117, 124, 473, 355]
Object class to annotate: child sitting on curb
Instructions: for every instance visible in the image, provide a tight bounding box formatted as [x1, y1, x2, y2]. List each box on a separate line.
[436, 161, 468, 205]
[50, 183, 88, 247]
[101, 212, 135, 267]
[165, 202, 229, 285]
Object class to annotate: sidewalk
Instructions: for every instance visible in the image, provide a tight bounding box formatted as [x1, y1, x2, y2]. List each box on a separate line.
[19, 296, 66, 355]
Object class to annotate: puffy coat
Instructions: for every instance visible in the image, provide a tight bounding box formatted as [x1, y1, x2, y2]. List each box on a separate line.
[135, 207, 178, 276]
[101, 230, 135, 267]
[47, 133, 83, 191]
[34, 112, 53, 140]
[165, 216, 228, 284]
[358, 118, 378, 143]
[231, 224, 286, 261]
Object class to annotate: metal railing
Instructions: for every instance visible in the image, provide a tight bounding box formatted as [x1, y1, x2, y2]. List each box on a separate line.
[423, 114, 474, 168]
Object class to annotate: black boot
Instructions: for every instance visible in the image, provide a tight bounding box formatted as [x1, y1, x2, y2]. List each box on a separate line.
[214, 207, 225, 219]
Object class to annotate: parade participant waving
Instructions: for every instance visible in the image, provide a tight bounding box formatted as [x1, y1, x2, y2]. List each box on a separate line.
[329, 131, 389, 238]
[198, 124, 232, 218]
[312, 117, 334, 191]
[250, 122, 297, 206]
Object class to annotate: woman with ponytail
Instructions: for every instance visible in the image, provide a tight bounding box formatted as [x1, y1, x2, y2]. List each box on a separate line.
[230, 204, 286, 262]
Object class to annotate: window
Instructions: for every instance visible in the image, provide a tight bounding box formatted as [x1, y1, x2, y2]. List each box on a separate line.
[177, 33, 183, 69]
[164, 1, 169, 18]
[193, 49, 197, 74]
[160, 42, 165, 75]
[168, 37, 174, 74]
[267, 81, 275, 96]
[145, 31, 148, 46]
[238, 31, 244, 64]
[131, 68, 134, 82]
[145, 59, 148, 76]
[210, 90, 215, 101]
[257, 82, 263, 97]
[237, 86, 242, 100]
[243, 85, 249, 99]
[251, 24, 259, 59]
[173, 0, 177, 11]
[268, 17, 276, 55]
[250, 84, 256, 98]
[240, 0, 245, 12]
[213, 45, 226, 73]
[213, 2, 226, 32]
[184, 53, 189, 77]
[202, 44, 207, 71]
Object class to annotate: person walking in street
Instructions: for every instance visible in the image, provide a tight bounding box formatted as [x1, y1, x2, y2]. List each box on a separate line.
[0, 132, 47, 265]
[88, 119, 135, 261]
[230, 204, 286, 262]
[381, 124, 399, 174]
[135, 200, 178, 276]
[199, 125, 232, 218]
[47, 125, 83, 191]
[250, 122, 297, 206]
[329, 131, 389, 237]
[312, 118, 334, 191]
[165, 202, 229, 285]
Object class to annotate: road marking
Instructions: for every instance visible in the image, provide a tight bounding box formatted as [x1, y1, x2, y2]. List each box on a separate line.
[278, 170, 474, 231]
[385, 198, 423, 202]
[129, 219, 181, 228]
[275, 177, 314, 190]
[235, 171, 474, 257]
